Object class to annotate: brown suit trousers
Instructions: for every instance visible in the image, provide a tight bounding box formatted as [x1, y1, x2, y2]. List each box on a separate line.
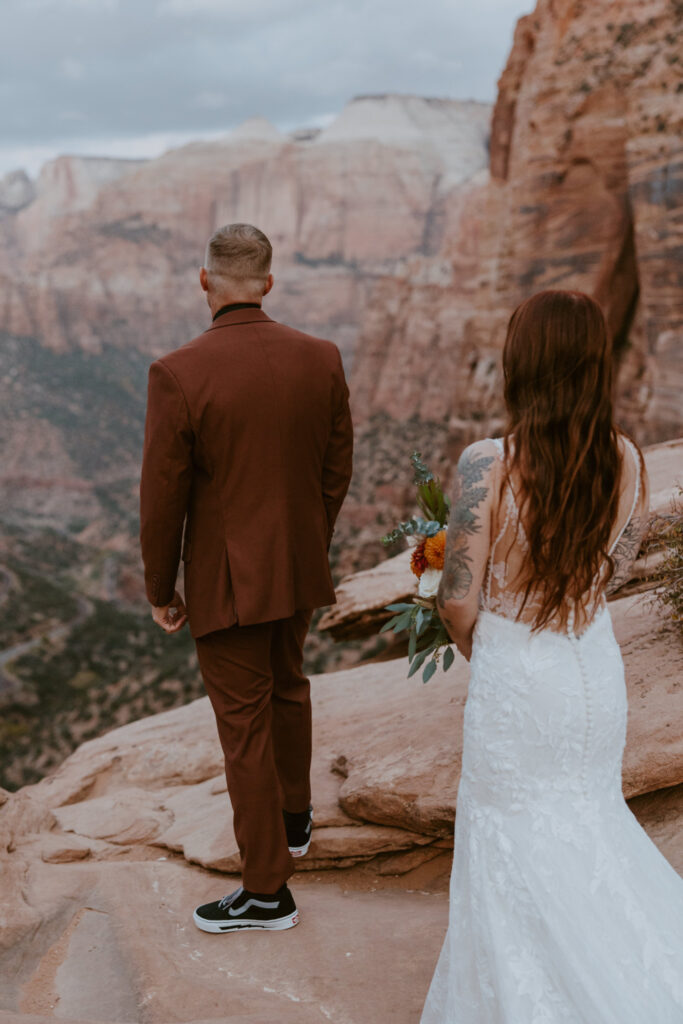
[195, 609, 313, 893]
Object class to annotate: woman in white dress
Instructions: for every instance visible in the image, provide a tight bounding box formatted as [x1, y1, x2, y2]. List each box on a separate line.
[421, 290, 683, 1023]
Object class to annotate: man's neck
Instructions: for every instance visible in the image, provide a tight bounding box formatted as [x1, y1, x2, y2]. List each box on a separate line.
[211, 301, 262, 322]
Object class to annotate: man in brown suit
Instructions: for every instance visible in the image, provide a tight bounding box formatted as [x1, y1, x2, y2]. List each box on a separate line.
[139, 223, 353, 932]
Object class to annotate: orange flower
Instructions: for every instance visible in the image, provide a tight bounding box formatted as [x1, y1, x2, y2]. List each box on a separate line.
[410, 540, 428, 577]
[424, 530, 447, 570]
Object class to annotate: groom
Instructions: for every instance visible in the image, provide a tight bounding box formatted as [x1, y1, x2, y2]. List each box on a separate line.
[139, 223, 353, 932]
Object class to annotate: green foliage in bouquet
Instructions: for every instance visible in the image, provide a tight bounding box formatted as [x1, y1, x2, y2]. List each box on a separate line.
[412, 451, 450, 527]
[379, 451, 455, 683]
[381, 452, 450, 547]
[379, 600, 455, 682]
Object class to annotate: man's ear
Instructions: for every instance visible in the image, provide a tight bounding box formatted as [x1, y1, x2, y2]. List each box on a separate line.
[199, 266, 209, 293]
[263, 272, 274, 297]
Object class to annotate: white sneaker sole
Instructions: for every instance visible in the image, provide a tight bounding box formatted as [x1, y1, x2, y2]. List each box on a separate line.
[288, 808, 313, 858]
[193, 909, 299, 933]
[289, 840, 311, 858]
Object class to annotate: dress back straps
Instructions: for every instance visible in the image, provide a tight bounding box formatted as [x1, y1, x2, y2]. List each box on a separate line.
[484, 438, 508, 607]
[608, 438, 641, 557]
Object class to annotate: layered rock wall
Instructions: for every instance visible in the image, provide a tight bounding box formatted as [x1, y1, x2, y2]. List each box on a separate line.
[0, 96, 491, 363]
[350, 0, 682, 447]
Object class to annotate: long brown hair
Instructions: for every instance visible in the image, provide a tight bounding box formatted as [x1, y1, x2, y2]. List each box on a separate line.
[502, 289, 631, 629]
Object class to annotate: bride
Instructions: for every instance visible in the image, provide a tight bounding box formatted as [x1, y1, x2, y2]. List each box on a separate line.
[421, 290, 683, 1023]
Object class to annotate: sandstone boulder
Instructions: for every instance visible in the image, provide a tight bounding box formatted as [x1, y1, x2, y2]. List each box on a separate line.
[1, 587, 682, 1023]
[8, 592, 679, 872]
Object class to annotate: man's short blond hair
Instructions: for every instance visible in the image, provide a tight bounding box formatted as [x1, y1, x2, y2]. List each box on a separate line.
[204, 223, 272, 282]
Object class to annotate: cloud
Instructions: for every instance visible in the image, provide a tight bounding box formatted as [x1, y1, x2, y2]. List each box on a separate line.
[0, 127, 231, 178]
[23, 0, 118, 9]
[58, 109, 88, 121]
[193, 91, 232, 110]
[59, 58, 85, 81]
[156, 0, 313, 18]
[0, 0, 534, 176]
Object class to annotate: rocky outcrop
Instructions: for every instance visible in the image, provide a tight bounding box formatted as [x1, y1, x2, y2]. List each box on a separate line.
[2, 584, 682, 1021]
[338, 0, 682, 584]
[3, 591, 682, 869]
[350, 0, 683, 451]
[0, 95, 490, 362]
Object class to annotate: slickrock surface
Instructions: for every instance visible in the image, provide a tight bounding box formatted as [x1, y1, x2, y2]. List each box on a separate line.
[0, 860, 448, 1024]
[1, 587, 682, 1021]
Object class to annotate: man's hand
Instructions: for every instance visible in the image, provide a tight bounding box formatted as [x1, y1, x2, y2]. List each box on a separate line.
[151, 590, 188, 633]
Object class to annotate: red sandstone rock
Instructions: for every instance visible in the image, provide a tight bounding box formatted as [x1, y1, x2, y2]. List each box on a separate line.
[350, 0, 683, 447]
[1, 588, 681, 1021]
[0, 96, 490, 365]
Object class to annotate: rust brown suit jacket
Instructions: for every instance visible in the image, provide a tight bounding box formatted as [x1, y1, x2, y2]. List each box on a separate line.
[139, 307, 353, 639]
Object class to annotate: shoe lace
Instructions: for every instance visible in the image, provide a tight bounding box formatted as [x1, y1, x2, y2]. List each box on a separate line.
[218, 886, 242, 910]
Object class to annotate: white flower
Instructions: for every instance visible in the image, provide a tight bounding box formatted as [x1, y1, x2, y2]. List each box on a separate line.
[418, 567, 442, 598]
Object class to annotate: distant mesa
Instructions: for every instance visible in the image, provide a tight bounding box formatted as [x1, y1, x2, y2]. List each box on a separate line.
[316, 93, 491, 145]
[314, 93, 491, 187]
[230, 116, 282, 141]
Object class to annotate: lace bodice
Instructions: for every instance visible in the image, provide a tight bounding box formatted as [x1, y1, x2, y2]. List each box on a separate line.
[480, 436, 642, 637]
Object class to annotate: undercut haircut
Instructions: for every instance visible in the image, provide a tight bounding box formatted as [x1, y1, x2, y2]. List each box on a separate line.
[204, 223, 272, 282]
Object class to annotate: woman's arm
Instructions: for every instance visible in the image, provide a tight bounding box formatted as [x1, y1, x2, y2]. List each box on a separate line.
[606, 457, 650, 596]
[437, 440, 497, 661]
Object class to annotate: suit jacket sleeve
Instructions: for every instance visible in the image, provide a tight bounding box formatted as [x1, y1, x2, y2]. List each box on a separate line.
[322, 348, 354, 547]
[139, 359, 194, 606]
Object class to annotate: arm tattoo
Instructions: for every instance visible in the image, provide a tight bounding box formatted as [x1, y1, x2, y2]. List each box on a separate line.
[606, 516, 643, 595]
[439, 451, 494, 602]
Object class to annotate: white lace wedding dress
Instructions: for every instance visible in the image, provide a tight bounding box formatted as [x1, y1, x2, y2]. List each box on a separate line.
[421, 438, 683, 1023]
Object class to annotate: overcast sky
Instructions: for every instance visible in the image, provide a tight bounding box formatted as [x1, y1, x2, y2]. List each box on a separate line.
[1, 0, 533, 178]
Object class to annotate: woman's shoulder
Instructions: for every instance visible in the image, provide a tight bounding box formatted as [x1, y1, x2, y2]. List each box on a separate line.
[615, 430, 649, 512]
[455, 439, 505, 496]
[459, 436, 505, 464]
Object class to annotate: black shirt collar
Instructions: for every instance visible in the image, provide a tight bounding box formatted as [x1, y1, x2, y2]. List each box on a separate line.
[212, 302, 262, 322]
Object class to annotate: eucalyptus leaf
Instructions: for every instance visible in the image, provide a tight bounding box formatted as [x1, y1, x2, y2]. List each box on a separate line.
[408, 626, 417, 661]
[417, 609, 432, 636]
[379, 617, 399, 634]
[423, 658, 438, 683]
[411, 451, 433, 485]
[443, 646, 455, 671]
[408, 649, 429, 677]
[381, 517, 421, 546]
[393, 610, 414, 632]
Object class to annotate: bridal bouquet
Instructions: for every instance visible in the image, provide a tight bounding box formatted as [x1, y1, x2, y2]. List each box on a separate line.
[380, 452, 456, 682]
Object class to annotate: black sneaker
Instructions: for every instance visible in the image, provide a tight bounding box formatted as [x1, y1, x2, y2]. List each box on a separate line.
[193, 884, 299, 933]
[283, 804, 313, 858]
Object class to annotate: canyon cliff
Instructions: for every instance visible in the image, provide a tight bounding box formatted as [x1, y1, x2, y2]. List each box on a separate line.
[0, 96, 492, 789]
[0, 95, 490, 365]
[343, 0, 682, 575]
[1, 0, 682, 791]
[353, 0, 682, 446]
